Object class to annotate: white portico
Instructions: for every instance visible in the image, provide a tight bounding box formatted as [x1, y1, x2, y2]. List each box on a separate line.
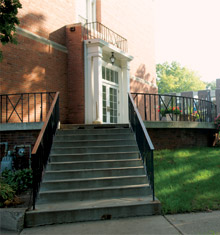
[84, 38, 133, 124]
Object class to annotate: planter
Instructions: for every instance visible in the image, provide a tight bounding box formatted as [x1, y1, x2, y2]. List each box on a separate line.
[180, 115, 197, 121]
[166, 114, 180, 121]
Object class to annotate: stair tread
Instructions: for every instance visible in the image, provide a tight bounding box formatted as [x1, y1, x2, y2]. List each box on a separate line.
[48, 159, 140, 165]
[53, 139, 134, 143]
[42, 175, 147, 183]
[29, 195, 156, 213]
[60, 123, 129, 128]
[39, 184, 149, 195]
[50, 151, 139, 156]
[52, 145, 137, 149]
[55, 133, 132, 137]
[45, 166, 144, 173]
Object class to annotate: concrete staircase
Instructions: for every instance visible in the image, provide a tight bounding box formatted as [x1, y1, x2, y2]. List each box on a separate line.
[25, 124, 161, 227]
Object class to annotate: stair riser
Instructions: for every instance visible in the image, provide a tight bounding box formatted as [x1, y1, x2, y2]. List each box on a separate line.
[38, 187, 151, 204]
[47, 160, 142, 171]
[54, 134, 134, 141]
[25, 202, 161, 227]
[52, 140, 136, 148]
[51, 146, 138, 154]
[41, 176, 147, 191]
[60, 124, 129, 129]
[44, 168, 145, 180]
[50, 152, 139, 162]
[56, 128, 132, 135]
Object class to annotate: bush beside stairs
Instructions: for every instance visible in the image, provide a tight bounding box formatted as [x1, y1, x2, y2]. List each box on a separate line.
[25, 124, 161, 227]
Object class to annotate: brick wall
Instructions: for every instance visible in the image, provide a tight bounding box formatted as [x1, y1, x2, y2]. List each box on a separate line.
[66, 24, 85, 124]
[100, 0, 157, 89]
[147, 128, 216, 150]
[17, 0, 76, 45]
[0, 130, 40, 169]
[0, 35, 68, 123]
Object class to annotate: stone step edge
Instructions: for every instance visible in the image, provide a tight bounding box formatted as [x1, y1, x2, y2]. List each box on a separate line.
[52, 139, 135, 144]
[26, 195, 159, 214]
[42, 175, 147, 184]
[39, 184, 150, 195]
[49, 151, 140, 157]
[45, 166, 144, 174]
[60, 123, 129, 128]
[54, 133, 133, 137]
[51, 145, 138, 150]
[48, 159, 141, 165]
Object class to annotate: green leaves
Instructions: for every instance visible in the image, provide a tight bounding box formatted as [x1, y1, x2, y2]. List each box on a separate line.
[156, 61, 206, 93]
[0, 178, 15, 207]
[1, 168, 32, 194]
[0, 0, 22, 61]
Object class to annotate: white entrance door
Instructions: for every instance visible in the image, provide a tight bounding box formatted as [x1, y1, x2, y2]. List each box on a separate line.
[102, 84, 119, 123]
[102, 66, 120, 124]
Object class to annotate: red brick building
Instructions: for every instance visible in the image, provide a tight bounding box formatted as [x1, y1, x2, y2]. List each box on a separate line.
[0, 0, 157, 124]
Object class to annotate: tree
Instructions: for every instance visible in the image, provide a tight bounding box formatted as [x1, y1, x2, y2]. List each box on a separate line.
[156, 61, 206, 94]
[0, 0, 22, 61]
[205, 81, 216, 90]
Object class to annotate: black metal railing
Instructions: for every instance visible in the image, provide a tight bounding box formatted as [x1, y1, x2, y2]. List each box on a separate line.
[128, 93, 155, 201]
[31, 92, 59, 209]
[132, 93, 217, 122]
[83, 21, 128, 52]
[0, 92, 56, 123]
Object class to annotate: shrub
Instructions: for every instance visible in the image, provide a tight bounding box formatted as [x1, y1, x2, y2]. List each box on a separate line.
[2, 169, 32, 194]
[214, 114, 220, 129]
[0, 179, 15, 207]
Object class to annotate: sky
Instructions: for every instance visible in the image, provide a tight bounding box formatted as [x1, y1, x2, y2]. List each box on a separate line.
[154, 0, 220, 83]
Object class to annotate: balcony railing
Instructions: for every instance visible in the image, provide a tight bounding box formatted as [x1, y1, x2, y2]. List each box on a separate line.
[83, 21, 128, 52]
[132, 93, 217, 122]
[0, 92, 56, 123]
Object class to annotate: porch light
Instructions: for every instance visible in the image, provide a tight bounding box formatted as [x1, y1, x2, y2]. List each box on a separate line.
[110, 52, 116, 65]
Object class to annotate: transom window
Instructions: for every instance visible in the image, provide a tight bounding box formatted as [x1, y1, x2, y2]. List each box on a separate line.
[102, 66, 119, 84]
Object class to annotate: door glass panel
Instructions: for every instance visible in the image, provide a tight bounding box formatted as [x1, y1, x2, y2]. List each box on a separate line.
[102, 85, 107, 123]
[102, 66, 105, 80]
[109, 87, 117, 123]
[111, 70, 114, 82]
[106, 68, 110, 81]
[115, 71, 118, 84]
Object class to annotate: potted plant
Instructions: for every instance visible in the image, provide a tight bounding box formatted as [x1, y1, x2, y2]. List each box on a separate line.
[158, 106, 182, 121]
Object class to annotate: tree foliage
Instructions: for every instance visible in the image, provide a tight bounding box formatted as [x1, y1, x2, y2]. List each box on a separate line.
[205, 81, 216, 90]
[0, 0, 22, 61]
[156, 61, 206, 94]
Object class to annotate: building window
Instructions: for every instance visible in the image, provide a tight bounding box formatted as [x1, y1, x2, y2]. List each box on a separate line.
[102, 66, 119, 84]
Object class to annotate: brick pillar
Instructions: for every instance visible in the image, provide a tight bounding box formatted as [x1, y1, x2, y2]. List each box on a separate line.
[216, 79, 220, 89]
[181, 91, 193, 98]
[66, 24, 85, 124]
[216, 89, 220, 115]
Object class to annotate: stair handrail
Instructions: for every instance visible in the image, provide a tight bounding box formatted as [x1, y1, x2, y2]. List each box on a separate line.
[31, 92, 60, 209]
[128, 93, 155, 201]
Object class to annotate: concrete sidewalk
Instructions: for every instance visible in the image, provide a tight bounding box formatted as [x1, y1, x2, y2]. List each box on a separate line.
[1, 211, 220, 235]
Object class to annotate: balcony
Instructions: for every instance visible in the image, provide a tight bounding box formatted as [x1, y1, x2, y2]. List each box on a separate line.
[83, 21, 128, 52]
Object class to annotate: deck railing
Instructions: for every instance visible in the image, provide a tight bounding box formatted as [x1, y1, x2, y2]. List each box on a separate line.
[128, 93, 155, 201]
[132, 93, 217, 122]
[31, 92, 59, 209]
[83, 21, 128, 52]
[0, 92, 56, 123]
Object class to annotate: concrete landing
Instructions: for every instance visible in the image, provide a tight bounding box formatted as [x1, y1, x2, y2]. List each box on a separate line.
[21, 210, 220, 235]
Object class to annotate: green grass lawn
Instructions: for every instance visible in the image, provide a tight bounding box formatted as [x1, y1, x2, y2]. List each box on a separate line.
[154, 147, 220, 214]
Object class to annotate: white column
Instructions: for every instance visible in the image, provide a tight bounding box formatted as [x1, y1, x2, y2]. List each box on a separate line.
[121, 60, 130, 123]
[85, 42, 103, 123]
